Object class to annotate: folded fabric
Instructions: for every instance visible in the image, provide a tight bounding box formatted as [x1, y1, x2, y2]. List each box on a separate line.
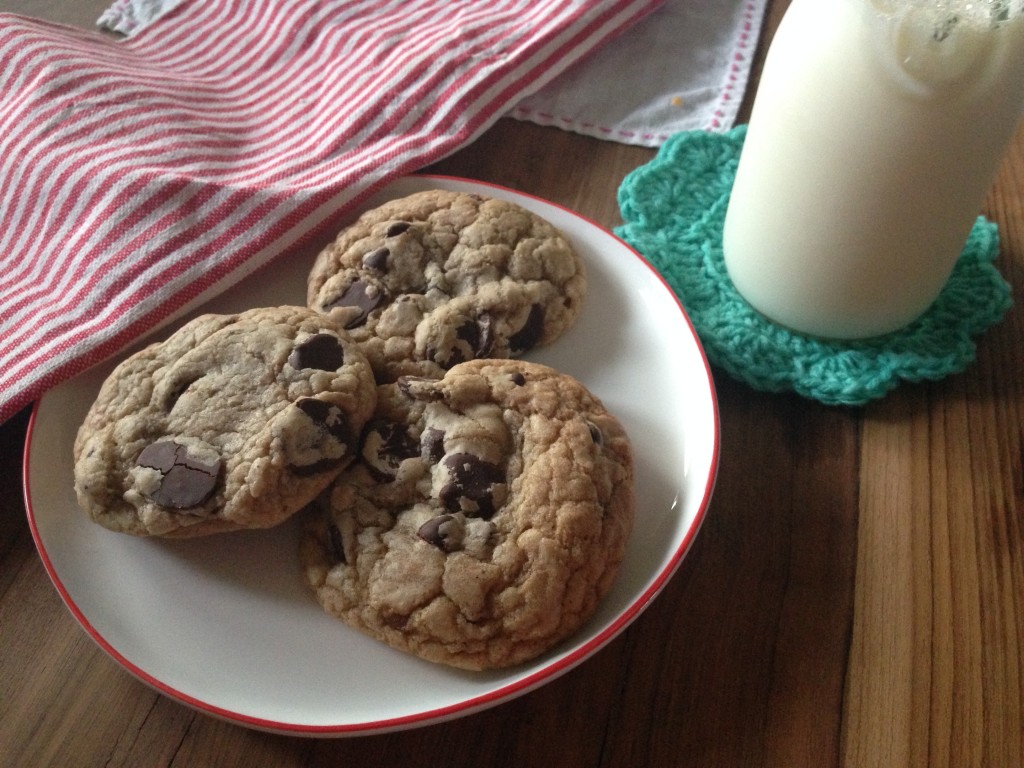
[513, 0, 767, 145]
[0, 0, 662, 423]
[101, 0, 767, 149]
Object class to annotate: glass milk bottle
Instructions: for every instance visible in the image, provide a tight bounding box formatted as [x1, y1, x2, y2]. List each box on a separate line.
[722, 0, 1024, 339]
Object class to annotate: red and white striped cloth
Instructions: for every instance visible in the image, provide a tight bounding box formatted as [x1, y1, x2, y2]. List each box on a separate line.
[0, 0, 661, 423]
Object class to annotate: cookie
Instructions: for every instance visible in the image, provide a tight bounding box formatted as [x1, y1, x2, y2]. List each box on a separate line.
[306, 189, 586, 382]
[73, 306, 377, 537]
[300, 359, 634, 670]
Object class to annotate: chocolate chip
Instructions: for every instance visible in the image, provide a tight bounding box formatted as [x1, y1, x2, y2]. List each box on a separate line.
[361, 247, 389, 272]
[509, 304, 544, 353]
[449, 319, 480, 366]
[455, 319, 478, 346]
[327, 523, 346, 564]
[439, 453, 505, 519]
[510, 372, 526, 386]
[420, 427, 445, 463]
[430, 314, 494, 369]
[361, 419, 419, 482]
[136, 440, 221, 510]
[137, 440, 180, 473]
[384, 221, 411, 237]
[380, 422, 419, 457]
[586, 420, 604, 446]
[291, 398, 355, 475]
[417, 514, 457, 551]
[289, 333, 345, 371]
[324, 280, 385, 328]
[297, 398, 353, 442]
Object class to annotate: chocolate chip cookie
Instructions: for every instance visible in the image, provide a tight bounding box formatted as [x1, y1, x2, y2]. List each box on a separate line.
[306, 189, 586, 382]
[300, 359, 634, 670]
[73, 306, 377, 537]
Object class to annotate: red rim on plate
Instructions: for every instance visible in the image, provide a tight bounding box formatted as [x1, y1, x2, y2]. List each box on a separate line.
[22, 175, 720, 736]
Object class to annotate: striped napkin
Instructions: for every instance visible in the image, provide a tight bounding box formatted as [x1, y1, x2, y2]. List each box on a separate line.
[101, 0, 768, 148]
[0, 0, 661, 423]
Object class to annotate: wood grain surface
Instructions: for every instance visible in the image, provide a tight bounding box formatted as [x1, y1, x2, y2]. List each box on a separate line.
[2, 1, 1022, 766]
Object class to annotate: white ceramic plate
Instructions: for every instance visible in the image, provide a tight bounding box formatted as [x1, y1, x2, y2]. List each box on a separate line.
[24, 176, 719, 736]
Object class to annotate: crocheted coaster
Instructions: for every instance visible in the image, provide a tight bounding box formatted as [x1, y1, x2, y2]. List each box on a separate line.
[616, 125, 1013, 406]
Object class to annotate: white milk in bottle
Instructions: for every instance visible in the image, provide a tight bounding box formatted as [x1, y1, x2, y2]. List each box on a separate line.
[722, 0, 1024, 339]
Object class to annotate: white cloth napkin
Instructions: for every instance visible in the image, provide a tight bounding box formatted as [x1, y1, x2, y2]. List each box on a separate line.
[514, 0, 767, 145]
[101, 0, 767, 147]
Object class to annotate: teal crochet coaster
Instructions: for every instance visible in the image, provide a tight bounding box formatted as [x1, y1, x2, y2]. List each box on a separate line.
[615, 125, 1013, 406]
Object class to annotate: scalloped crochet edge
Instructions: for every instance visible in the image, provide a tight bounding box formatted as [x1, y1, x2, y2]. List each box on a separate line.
[616, 126, 1013, 406]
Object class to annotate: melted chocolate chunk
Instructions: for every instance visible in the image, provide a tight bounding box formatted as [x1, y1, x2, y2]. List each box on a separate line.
[291, 398, 355, 475]
[510, 372, 526, 386]
[417, 514, 457, 552]
[455, 318, 478, 346]
[508, 304, 544, 353]
[297, 398, 353, 442]
[430, 315, 494, 368]
[361, 247, 390, 272]
[384, 221, 412, 237]
[380, 422, 419, 457]
[362, 419, 419, 482]
[439, 453, 505, 519]
[289, 333, 345, 371]
[449, 319, 480, 366]
[324, 280, 385, 328]
[137, 441, 181, 473]
[136, 440, 222, 510]
[420, 427, 445, 463]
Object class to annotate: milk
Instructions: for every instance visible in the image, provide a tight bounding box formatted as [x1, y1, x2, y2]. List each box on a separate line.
[722, 0, 1024, 339]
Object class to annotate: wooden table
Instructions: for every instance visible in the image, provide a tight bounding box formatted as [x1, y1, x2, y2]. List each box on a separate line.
[2, 1, 1022, 765]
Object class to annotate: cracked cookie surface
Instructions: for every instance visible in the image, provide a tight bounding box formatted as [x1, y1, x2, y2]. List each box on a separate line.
[300, 359, 634, 670]
[306, 189, 586, 382]
[73, 306, 377, 537]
